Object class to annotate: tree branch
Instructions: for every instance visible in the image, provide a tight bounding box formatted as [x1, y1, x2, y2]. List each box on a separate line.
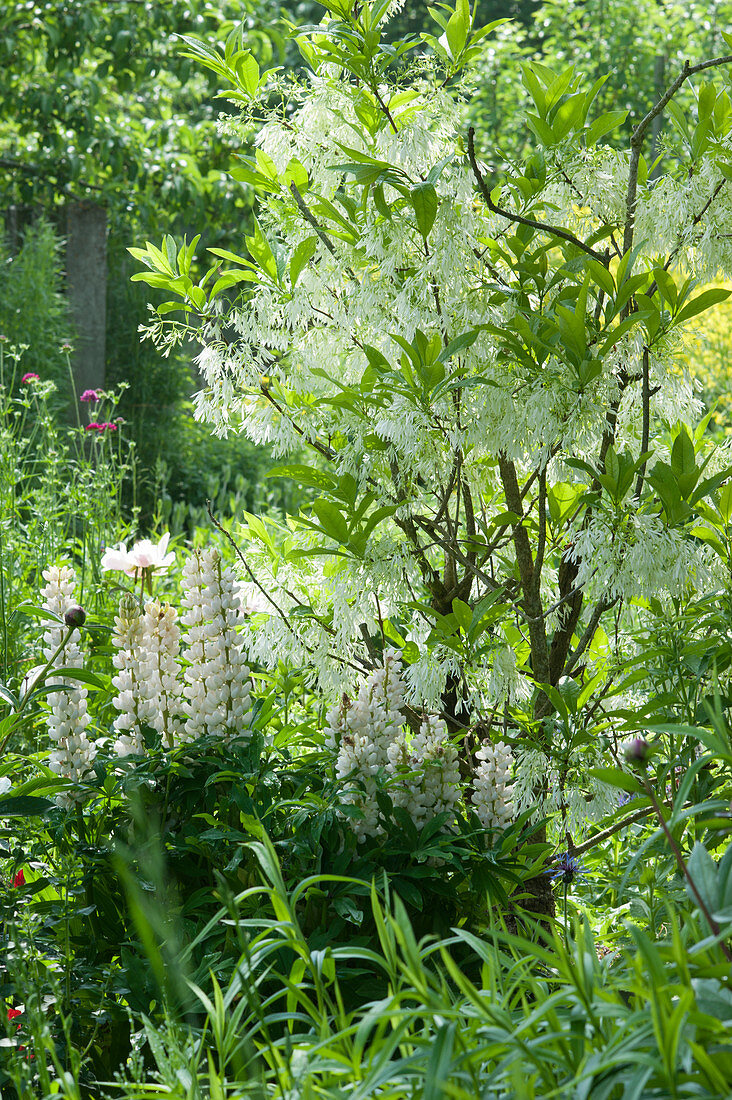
[467, 128, 607, 263]
[623, 53, 732, 254]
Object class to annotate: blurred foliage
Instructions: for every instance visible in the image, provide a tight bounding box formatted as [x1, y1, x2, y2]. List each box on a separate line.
[470, 0, 732, 170]
[686, 282, 732, 433]
[0, 0, 287, 528]
[0, 0, 283, 230]
[0, 222, 73, 409]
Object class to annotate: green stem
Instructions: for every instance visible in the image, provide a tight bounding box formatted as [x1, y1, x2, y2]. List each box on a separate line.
[641, 773, 732, 962]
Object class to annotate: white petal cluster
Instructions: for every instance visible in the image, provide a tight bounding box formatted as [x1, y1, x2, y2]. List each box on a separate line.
[181, 549, 252, 741]
[111, 595, 153, 757]
[388, 715, 461, 829]
[330, 649, 406, 840]
[330, 651, 460, 839]
[471, 742, 515, 830]
[40, 565, 95, 799]
[141, 599, 185, 749]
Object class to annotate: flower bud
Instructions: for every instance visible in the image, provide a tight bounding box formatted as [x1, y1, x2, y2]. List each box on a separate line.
[624, 737, 650, 766]
[64, 606, 86, 629]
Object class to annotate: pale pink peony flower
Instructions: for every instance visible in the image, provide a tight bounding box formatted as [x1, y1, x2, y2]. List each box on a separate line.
[101, 534, 175, 578]
[101, 542, 138, 576]
[130, 533, 174, 572]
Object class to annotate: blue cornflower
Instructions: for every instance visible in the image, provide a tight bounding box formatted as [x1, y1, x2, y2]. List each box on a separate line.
[547, 852, 585, 886]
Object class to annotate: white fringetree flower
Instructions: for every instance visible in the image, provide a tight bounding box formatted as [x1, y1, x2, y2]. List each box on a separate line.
[40, 565, 96, 798]
[181, 548, 252, 741]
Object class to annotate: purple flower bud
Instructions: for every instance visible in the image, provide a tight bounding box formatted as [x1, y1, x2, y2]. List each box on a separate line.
[64, 606, 86, 629]
[624, 737, 650, 766]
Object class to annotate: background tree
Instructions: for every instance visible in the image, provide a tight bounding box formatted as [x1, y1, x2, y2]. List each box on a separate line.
[0, 0, 284, 522]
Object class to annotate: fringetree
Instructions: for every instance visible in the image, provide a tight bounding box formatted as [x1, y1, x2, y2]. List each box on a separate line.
[134, 0, 732, 915]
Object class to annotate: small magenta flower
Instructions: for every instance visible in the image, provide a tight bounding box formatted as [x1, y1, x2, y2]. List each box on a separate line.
[85, 422, 101, 431]
[21, 373, 39, 384]
[625, 737, 650, 767]
[101, 421, 117, 432]
[80, 389, 101, 403]
[64, 606, 86, 629]
[547, 852, 585, 886]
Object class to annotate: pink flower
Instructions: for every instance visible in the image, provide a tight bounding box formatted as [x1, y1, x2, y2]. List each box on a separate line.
[128, 533, 175, 572]
[12, 868, 25, 888]
[85, 422, 101, 431]
[101, 421, 118, 431]
[21, 373, 39, 384]
[101, 534, 175, 577]
[80, 389, 101, 403]
[101, 542, 137, 575]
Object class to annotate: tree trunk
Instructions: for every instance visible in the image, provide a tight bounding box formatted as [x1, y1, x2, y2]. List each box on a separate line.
[65, 201, 107, 405]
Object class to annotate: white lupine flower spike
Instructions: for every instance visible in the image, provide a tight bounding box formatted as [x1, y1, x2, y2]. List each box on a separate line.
[40, 565, 96, 803]
[111, 594, 153, 757]
[181, 548, 252, 742]
[331, 651, 461, 840]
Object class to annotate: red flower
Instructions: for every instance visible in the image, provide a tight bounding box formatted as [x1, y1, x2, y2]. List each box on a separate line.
[12, 868, 25, 888]
[8, 1007, 22, 1020]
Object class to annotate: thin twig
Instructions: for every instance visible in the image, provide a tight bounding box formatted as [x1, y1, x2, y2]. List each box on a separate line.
[290, 182, 337, 255]
[467, 128, 607, 263]
[205, 501, 368, 677]
[572, 801, 664, 857]
[623, 54, 732, 254]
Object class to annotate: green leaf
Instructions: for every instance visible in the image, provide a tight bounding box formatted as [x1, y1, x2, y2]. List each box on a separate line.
[588, 767, 643, 794]
[312, 499, 349, 544]
[423, 1022, 457, 1100]
[0, 795, 55, 817]
[266, 464, 336, 491]
[585, 110, 628, 146]
[290, 236, 318, 287]
[674, 287, 730, 326]
[446, 9, 467, 58]
[687, 842, 719, 914]
[410, 182, 438, 239]
[451, 598, 472, 634]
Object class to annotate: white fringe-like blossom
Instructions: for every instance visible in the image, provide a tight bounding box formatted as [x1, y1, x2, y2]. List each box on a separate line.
[40, 565, 95, 799]
[181, 548, 252, 741]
